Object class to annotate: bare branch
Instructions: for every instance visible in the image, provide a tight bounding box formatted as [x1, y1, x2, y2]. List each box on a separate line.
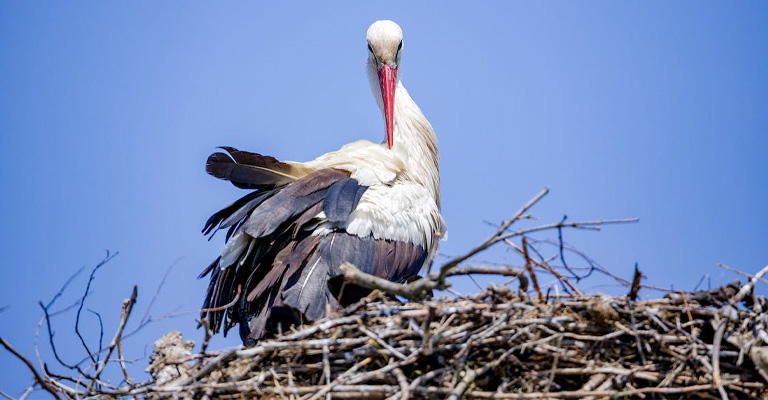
[140, 257, 183, 327]
[438, 187, 550, 286]
[87, 309, 104, 363]
[522, 237, 543, 302]
[0, 337, 62, 400]
[730, 264, 768, 305]
[505, 239, 582, 296]
[75, 252, 119, 364]
[46, 266, 85, 309]
[718, 263, 768, 286]
[93, 285, 138, 382]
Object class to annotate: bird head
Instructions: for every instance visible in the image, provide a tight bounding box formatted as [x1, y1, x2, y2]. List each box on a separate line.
[366, 20, 403, 150]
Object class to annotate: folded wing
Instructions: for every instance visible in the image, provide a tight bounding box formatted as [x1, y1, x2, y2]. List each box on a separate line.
[200, 147, 426, 344]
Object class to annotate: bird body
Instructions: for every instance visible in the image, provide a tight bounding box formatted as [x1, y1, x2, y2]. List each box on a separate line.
[201, 21, 444, 345]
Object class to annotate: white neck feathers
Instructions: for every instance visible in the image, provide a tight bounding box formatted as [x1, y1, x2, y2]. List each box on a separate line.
[368, 65, 441, 208]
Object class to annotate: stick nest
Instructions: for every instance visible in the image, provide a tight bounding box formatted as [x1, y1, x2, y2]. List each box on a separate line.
[134, 280, 768, 400]
[6, 189, 767, 399]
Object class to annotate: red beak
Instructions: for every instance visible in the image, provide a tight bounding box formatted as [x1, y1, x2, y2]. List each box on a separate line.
[378, 64, 397, 149]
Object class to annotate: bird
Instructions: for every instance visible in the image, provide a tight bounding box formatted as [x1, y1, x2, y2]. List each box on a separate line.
[200, 20, 445, 345]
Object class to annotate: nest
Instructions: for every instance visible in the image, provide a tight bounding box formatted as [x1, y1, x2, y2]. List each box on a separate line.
[4, 189, 767, 399]
[131, 278, 767, 400]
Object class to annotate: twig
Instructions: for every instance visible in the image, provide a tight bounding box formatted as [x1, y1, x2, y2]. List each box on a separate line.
[627, 298, 647, 366]
[46, 266, 85, 309]
[680, 291, 695, 336]
[522, 237, 543, 302]
[555, 215, 578, 279]
[199, 285, 242, 313]
[35, 264, 94, 377]
[498, 218, 639, 242]
[140, 257, 182, 327]
[505, 239, 582, 296]
[87, 309, 104, 363]
[717, 263, 768, 286]
[38, 301, 88, 375]
[448, 348, 515, 400]
[341, 263, 431, 300]
[0, 337, 62, 400]
[439, 188, 550, 286]
[731, 264, 768, 305]
[117, 326, 131, 385]
[390, 368, 410, 400]
[341, 263, 528, 301]
[197, 318, 214, 364]
[75, 252, 119, 364]
[711, 316, 728, 400]
[92, 285, 137, 382]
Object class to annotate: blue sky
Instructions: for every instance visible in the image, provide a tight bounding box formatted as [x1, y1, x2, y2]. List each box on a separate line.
[1, 2, 767, 396]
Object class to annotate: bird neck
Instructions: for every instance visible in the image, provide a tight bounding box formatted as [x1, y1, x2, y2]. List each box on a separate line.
[390, 82, 441, 208]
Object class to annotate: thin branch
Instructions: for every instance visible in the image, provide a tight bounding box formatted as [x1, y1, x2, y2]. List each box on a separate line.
[341, 263, 529, 301]
[93, 285, 137, 382]
[199, 285, 241, 313]
[75, 252, 119, 365]
[711, 316, 728, 400]
[522, 237, 543, 302]
[438, 188, 550, 286]
[0, 337, 62, 400]
[117, 325, 131, 386]
[87, 309, 104, 363]
[505, 239, 582, 296]
[197, 319, 214, 364]
[498, 218, 639, 242]
[555, 215, 577, 279]
[730, 264, 768, 305]
[38, 301, 89, 376]
[717, 263, 768, 286]
[140, 257, 183, 327]
[46, 266, 85, 309]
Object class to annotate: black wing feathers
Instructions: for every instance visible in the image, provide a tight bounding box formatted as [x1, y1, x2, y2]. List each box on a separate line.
[241, 169, 348, 239]
[218, 146, 282, 166]
[201, 166, 352, 339]
[323, 233, 427, 308]
[202, 191, 266, 237]
[324, 178, 368, 223]
[201, 149, 429, 344]
[205, 147, 300, 189]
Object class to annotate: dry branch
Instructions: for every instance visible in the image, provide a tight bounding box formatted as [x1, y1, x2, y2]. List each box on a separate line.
[0, 338, 61, 400]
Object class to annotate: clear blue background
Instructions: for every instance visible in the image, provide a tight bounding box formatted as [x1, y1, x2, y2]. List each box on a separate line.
[1, 2, 767, 397]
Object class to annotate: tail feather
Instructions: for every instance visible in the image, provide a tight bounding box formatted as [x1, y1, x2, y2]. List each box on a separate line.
[206, 147, 313, 190]
[219, 147, 313, 177]
[202, 191, 266, 237]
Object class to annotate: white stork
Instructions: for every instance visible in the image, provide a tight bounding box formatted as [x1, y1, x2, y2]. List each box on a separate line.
[200, 20, 445, 345]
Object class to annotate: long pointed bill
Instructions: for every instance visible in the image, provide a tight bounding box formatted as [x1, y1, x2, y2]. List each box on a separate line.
[378, 64, 397, 149]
